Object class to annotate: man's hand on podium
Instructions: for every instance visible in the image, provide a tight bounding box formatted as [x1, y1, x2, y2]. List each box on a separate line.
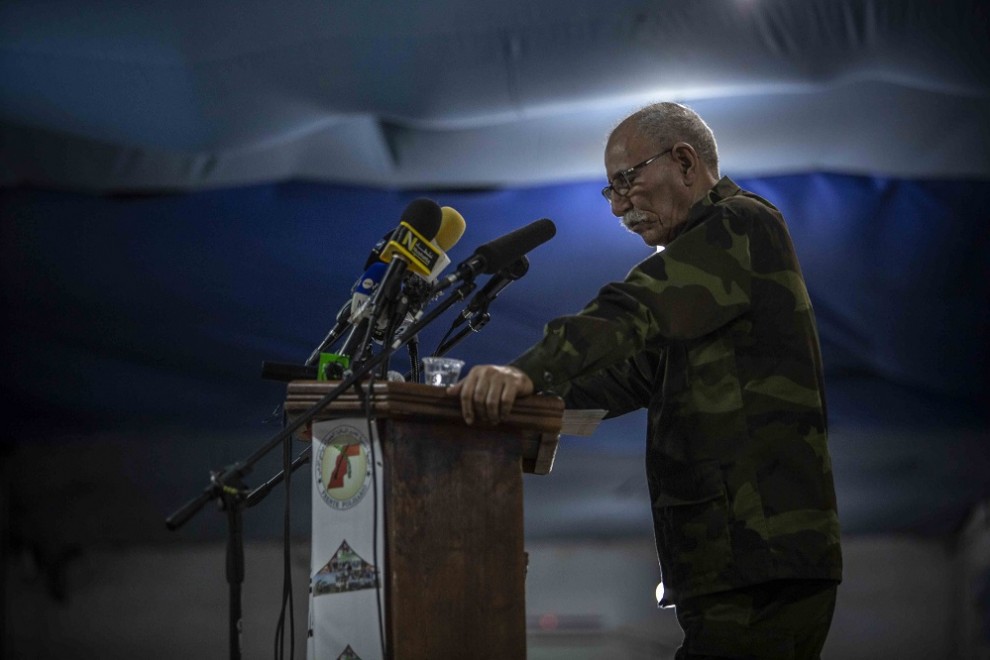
[449, 365, 534, 426]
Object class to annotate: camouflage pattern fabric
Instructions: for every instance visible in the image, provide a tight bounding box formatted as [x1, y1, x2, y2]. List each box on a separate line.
[511, 177, 842, 605]
[673, 579, 838, 659]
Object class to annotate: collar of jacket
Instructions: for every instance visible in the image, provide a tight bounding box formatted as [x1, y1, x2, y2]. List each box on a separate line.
[668, 176, 740, 243]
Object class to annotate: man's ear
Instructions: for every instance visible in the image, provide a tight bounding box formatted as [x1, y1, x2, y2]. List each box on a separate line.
[671, 142, 698, 185]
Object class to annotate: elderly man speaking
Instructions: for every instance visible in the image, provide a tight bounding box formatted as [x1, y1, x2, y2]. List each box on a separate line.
[452, 102, 842, 659]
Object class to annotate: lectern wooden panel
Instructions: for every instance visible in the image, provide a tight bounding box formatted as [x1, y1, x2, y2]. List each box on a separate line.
[285, 381, 563, 660]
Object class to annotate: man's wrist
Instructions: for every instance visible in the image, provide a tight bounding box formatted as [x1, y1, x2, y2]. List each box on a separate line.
[509, 359, 552, 395]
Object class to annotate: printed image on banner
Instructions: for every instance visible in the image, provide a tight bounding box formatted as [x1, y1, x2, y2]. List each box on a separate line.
[315, 423, 372, 510]
[335, 645, 361, 660]
[313, 540, 379, 596]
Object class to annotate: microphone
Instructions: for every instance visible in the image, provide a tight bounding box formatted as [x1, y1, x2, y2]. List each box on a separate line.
[305, 201, 451, 372]
[339, 198, 443, 362]
[420, 205, 466, 282]
[349, 261, 388, 321]
[304, 261, 388, 367]
[401, 205, 468, 312]
[357, 205, 466, 340]
[388, 206, 467, 348]
[440, 218, 556, 288]
[437, 206, 467, 250]
[363, 205, 464, 277]
[378, 199, 444, 278]
[348, 205, 468, 354]
[363, 231, 391, 270]
[452, 256, 529, 328]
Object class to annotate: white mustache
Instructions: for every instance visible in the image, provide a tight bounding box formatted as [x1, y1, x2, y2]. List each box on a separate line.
[622, 209, 653, 229]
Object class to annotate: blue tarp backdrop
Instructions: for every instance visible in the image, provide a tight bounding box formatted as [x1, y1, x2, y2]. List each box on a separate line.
[2, 173, 988, 539]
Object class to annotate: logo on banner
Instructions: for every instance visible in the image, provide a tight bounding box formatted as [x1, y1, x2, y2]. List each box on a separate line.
[315, 425, 372, 510]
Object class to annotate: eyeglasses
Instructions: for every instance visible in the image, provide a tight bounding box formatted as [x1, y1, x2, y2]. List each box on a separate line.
[601, 148, 673, 202]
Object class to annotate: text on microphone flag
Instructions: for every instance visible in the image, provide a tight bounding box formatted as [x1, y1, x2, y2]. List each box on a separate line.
[379, 221, 444, 277]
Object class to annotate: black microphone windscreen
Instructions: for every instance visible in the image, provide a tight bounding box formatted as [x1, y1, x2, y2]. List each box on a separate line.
[400, 198, 443, 240]
[475, 218, 556, 274]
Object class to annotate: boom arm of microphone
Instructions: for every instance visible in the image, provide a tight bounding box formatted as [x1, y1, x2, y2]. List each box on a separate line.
[434, 311, 491, 357]
[452, 255, 529, 329]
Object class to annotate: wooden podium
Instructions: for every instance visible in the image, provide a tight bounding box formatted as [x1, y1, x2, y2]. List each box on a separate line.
[285, 380, 564, 659]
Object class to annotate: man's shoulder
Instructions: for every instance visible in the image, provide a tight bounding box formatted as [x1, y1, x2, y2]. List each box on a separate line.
[714, 179, 782, 219]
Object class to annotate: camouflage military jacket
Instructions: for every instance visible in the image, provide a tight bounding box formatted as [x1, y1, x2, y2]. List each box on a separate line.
[512, 177, 842, 604]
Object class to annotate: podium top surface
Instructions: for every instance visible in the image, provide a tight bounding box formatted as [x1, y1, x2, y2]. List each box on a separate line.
[284, 380, 564, 434]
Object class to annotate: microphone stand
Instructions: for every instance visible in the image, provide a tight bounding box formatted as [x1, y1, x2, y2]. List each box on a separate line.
[304, 321, 348, 367]
[406, 336, 421, 383]
[434, 311, 491, 357]
[165, 276, 478, 660]
[305, 302, 352, 367]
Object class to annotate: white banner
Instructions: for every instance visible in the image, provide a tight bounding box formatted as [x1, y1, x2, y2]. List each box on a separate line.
[307, 418, 385, 660]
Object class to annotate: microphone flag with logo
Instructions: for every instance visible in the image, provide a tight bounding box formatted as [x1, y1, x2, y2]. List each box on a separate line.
[338, 198, 443, 362]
